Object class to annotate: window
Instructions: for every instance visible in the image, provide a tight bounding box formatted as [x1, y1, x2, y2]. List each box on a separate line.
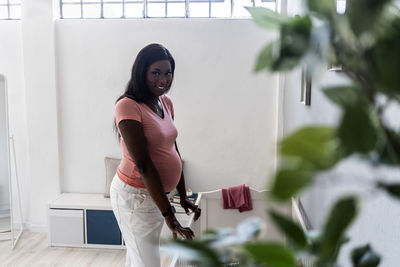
[336, 0, 346, 14]
[60, 0, 277, 19]
[0, 0, 22, 20]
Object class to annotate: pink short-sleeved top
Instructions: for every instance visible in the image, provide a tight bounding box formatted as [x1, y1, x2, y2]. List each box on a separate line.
[114, 95, 182, 192]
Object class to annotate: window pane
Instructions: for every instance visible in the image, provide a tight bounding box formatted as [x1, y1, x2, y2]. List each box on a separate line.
[211, 0, 231, 18]
[232, 0, 252, 18]
[83, 0, 101, 2]
[63, 0, 81, 3]
[337, 0, 346, 14]
[104, 3, 123, 18]
[0, 6, 7, 19]
[147, 2, 166, 17]
[255, 0, 275, 11]
[9, 5, 21, 19]
[125, 3, 143, 18]
[9, 0, 21, 4]
[63, 4, 81, 18]
[167, 2, 185, 17]
[83, 4, 101, 18]
[0, 0, 8, 4]
[189, 2, 209, 17]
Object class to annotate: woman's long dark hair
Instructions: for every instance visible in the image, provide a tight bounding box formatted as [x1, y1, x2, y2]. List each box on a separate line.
[114, 43, 175, 139]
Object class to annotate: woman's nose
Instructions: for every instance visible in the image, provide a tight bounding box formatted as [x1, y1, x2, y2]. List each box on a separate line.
[158, 76, 169, 85]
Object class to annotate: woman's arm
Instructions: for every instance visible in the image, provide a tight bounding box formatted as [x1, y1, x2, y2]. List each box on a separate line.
[175, 142, 187, 200]
[118, 120, 194, 238]
[175, 142, 201, 221]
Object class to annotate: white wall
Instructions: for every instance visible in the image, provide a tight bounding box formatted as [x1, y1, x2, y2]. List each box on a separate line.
[20, 0, 61, 230]
[55, 19, 279, 194]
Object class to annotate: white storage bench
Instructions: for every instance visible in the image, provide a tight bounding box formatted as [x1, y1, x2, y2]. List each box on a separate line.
[48, 193, 202, 250]
[48, 193, 124, 249]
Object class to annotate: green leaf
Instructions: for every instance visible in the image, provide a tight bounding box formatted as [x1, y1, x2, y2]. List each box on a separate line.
[351, 244, 381, 267]
[371, 17, 400, 97]
[255, 42, 278, 72]
[271, 159, 315, 200]
[269, 209, 308, 248]
[274, 15, 313, 71]
[346, 0, 391, 36]
[243, 242, 296, 267]
[246, 7, 288, 30]
[254, 15, 313, 72]
[377, 182, 400, 200]
[280, 126, 339, 169]
[337, 106, 379, 155]
[271, 55, 302, 71]
[323, 86, 370, 108]
[307, 0, 335, 17]
[318, 196, 358, 264]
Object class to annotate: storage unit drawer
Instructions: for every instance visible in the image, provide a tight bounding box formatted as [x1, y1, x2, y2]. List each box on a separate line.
[86, 210, 121, 245]
[49, 209, 84, 245]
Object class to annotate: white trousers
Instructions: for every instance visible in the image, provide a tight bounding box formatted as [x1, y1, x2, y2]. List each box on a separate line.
[110, 174, 164, 267]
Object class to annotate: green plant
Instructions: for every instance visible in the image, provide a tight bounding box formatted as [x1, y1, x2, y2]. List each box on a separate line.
[167, 0, 400, 266]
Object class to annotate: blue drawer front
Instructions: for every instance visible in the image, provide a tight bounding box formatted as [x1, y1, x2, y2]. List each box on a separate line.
[86, 210, 121, 245]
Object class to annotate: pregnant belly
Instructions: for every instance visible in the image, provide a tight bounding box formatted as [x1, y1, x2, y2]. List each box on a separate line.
[152, 151, 182, 192]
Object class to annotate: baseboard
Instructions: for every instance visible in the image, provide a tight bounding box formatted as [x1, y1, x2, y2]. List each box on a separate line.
[11, 221, 47, 233]
[24, 222, 47, 232]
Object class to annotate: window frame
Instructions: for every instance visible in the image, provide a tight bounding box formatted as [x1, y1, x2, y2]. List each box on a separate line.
[0, 0, 22, 20]
[59, 0, 277, 19]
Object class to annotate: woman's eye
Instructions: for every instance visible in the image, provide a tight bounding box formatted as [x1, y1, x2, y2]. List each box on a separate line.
[152, 71, 160, 75]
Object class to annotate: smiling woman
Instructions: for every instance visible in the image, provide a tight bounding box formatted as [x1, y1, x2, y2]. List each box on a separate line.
[110, 44, 201, 267]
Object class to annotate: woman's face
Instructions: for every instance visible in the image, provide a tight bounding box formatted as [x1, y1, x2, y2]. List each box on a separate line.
[146, 59, 173, 98]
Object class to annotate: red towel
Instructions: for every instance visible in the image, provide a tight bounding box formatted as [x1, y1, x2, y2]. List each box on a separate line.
[222, 184, 253, 213]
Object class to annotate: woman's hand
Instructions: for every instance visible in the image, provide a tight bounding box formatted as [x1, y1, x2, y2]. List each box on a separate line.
[180, 198, 201, 221]
[164, 215, 194, 239]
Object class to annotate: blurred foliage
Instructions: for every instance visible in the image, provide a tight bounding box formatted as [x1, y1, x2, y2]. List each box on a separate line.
[316, 196, 357, 265]
[269, 209, 308, 249]
[351, 244, 381, 267]
[171, 0, 400, 266]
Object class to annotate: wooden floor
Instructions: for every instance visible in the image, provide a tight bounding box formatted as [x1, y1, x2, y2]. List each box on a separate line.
[0, 231, 172, 267]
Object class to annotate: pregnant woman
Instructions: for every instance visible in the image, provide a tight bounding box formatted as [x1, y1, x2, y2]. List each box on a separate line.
[110, 43, 201, 267]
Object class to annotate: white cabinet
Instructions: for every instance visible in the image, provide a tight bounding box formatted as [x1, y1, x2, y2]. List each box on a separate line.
[48, 209, 84, 246]
[48, 193, 124, 249]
